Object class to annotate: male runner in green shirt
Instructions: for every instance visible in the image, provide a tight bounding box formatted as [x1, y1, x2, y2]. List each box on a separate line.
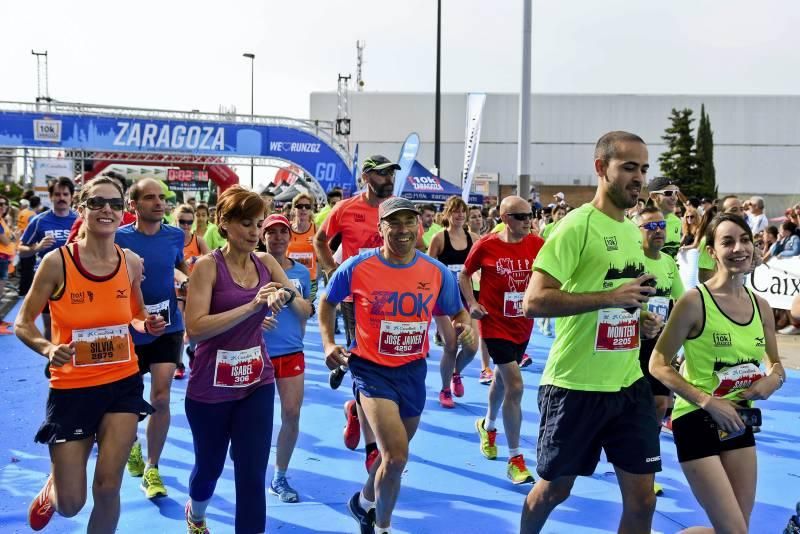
[521, 131, 663, 534]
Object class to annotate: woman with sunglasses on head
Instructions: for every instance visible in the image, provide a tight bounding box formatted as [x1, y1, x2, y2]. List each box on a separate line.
[16, 177, 163, 532]
[681, 206, 701, 248]
[427, 196, 480, 408]
[172, 204, 210, 379]
[649, 213, 786, 534]
[183, 186, 296, 534]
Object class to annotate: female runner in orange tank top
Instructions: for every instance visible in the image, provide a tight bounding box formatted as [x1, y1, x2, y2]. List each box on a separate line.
[15, 177, 166, 532]
[173, 203, 210, 379]
[287, 192, 319, 300]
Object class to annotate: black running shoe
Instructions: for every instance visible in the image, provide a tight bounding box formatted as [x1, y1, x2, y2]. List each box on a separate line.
[347, 492, 375, 534]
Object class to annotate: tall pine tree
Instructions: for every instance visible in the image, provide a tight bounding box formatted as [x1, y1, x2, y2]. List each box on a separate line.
[694, 104, 717, 199]
[658, 108, 700, 196]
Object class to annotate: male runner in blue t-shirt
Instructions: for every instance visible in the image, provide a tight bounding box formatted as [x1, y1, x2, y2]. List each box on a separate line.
[19, 177, 77, 341]
[115, 178, 189, 500]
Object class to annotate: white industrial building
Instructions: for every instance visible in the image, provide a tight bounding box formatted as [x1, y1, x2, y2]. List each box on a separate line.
[310, 92, 800, 214]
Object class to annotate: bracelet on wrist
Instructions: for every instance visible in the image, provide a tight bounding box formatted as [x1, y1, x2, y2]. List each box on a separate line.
[282, 287, 297, 305]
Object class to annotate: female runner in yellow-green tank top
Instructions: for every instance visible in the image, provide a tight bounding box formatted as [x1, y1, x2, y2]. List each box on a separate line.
[650, 213, 786, 534]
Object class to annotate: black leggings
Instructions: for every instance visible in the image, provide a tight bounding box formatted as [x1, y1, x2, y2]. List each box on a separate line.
[185, 383, 275, 534]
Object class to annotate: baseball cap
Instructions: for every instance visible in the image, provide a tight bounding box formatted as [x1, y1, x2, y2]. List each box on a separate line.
[378, 197, 421, 220]
[553, 192, 565, 200]
[648, 176, 676, 192]
[362, 155, 401, 173]
[262, 214, 291, 232]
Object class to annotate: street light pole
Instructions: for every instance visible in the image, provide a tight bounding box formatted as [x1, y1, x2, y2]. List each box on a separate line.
[434, 0, 441, 175]
[243, 52, 255, 189]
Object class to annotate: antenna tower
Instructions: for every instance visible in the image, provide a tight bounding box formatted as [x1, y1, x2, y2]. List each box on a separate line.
[356, 41, 365, 91]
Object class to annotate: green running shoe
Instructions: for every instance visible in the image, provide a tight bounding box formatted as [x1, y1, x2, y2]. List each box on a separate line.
[475, 417, 498, 460]
[141, 466, 168, 499]
[127, 441, 145, 477]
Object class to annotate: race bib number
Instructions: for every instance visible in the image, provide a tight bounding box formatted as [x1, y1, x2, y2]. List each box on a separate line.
[145, 299, 171, 326]
[647, 296, 670, 323]
[378, 321, 427, 357]
[288, 251, 314, 268]
[595, 308, 640, 352]
[713, 363, 763, 397]
[213, 346, 264, 388]
[447, 264, 464, 274]
[503, 291, 524, 317]
[72, 324, 131, 367]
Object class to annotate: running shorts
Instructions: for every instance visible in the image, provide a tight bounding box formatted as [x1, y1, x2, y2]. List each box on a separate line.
[135, 331, 184, 374]
[672, 408, 755, 463]
[349, 355, 426, 419]
[484, 338, 528, 366]
[271, 351, 305, 379]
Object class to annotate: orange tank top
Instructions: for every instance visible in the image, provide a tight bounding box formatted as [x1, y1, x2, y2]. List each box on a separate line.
[287, 222, 317, 273]
[183, 233, 202, 272]
[0, 218, 14, 258]
[48, 243, 139, 389]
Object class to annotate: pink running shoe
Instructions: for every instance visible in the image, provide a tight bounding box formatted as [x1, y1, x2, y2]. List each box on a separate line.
[439, 389, 455, 409]
[451, 373, 465, 397]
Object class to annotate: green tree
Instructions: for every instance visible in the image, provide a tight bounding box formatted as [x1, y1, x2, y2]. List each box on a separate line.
[694, 104, 717, 199]
[658, 108, 700, 196]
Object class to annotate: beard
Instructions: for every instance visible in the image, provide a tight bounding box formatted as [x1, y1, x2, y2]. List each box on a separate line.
[607, 180, 638, 210]
[370, 182, 394, 198]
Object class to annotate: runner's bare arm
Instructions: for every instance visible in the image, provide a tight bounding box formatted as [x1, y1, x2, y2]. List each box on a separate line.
[457, 270, 476, 307]
[319, 293, 348, 369]
[524, 268, 655, 318]
[184, 255, 276, 343]
[123, 249, 165, 336]
[450, 308, 475, 346]
[742, 294, 786, 400]
[650, 290, 745, 432]
[258, 253, 311, 319]
[14, 250, 72, 361]
[313, 226, 338, 276]
[426, 231, 444, 259]
[197, 235, 211, 255]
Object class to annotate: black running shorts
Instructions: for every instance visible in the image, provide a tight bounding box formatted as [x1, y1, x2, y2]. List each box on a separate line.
[35, 372, 153, 444]
[135, 331, 184, 374]
[672, 408, 755, 463]
[484, 338, 528, 366]
[536, 377, 662, 480]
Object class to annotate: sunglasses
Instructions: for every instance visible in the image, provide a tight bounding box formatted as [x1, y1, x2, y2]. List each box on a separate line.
[0, 202, 7, 207]
[178, 219, 194, 226]
[294, 204, 312, 210]
[508, 212, 534, 221]
[685, 215, 697, 220]
[370, 167, 395, 177]
[85, 196, 125, 211]
[639, 220, 667, 231]
[654, 190, 679, 197]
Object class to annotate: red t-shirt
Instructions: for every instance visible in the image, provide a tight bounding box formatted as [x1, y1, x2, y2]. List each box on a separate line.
[321, 193, 383, 262]
[463, 233, 544, 343]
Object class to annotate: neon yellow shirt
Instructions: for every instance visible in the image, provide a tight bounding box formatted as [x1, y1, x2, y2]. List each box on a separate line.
[535, 204, 648, 392]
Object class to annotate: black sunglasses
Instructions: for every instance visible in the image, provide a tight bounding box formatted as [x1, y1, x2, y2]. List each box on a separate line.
[508, 212, 533, 221]
[294, 203, 313, 210]
[178, 219, 194, 226]
[372, 168, 395, 177]
[85, 196, 124, 211]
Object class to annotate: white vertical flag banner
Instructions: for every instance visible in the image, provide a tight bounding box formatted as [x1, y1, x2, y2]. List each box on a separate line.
[461, 93, 486, 203]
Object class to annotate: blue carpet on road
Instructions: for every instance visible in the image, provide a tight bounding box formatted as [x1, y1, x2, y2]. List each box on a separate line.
[1, 298, 798, 533]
